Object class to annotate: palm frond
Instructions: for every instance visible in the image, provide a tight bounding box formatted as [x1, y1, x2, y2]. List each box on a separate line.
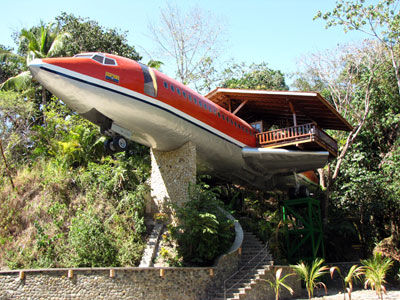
[0, 71, 32, 91]
[47, 32, 71, 57]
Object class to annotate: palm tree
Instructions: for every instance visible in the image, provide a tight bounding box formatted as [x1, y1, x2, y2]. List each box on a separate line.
[330, 264, 365, 300]
[291, 258, 329, 299]
[1, 22, 70, 106]
[362, 252, 393, 300]
[264, 267, 294, 300]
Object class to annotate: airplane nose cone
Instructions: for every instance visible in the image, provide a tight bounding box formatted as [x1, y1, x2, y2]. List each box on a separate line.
[28, 59, 43, 77]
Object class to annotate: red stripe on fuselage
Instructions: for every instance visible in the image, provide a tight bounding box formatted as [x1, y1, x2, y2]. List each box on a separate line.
[42, 54, 258, 147]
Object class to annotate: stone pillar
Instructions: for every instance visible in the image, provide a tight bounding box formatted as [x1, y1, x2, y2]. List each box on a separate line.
[148, 142, 196, 215]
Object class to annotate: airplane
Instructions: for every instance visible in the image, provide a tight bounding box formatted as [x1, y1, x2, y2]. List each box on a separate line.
[28, 52, 347, 192]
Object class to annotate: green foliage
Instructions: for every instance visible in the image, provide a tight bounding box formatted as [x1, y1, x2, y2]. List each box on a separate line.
[362, 252, 394, 300]
[263, 268, 294, 300]
[19, 22, 71, 64]
[54, 12, 141, 60]
[221, 62, 288, 90]
[67, 208, 118, 267]
[315, 0, 400, 46]
[0, 45, 24, 83]
[291, 258, 329, 300]
[330, 264, 365, 300]
[168, 181, 235, 266]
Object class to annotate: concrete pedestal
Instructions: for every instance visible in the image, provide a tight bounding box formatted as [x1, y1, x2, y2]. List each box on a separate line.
[147, 142, 196, 215]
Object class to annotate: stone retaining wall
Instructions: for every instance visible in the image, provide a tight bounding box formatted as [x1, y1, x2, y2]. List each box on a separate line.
[0, 267, 214, 300]
[0, 210, 243, 300]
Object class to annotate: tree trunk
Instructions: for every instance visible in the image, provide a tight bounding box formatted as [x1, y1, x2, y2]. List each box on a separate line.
[42, 86, 47, 124]
[0, 139, 15, 190]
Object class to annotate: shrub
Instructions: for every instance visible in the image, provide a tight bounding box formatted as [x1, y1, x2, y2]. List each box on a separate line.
[362, 252, 393, 300]
[67, 209, 118, 267]
[168, 181, 235, 266]
[291, 258, 329, 299]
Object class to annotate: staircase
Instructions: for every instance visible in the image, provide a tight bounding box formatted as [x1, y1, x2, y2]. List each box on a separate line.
[211, 231, 273, 300]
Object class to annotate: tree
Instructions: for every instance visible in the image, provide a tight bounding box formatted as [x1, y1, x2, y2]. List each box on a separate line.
[291, 258, 329, 300]
[295, 39, 400, 256]
[54, 12, 141, 60]
[148, 3, 226, 85]
[1, 22, 70, 108]
[294, 40, 384, 193]
[222, 62, 288, 90]
[0, 45, 24, 84]
[263, 268, 294, 300]
[362, 252, 394, 300]
[315, 0, 400, 96]
[330, 264, 365, 300]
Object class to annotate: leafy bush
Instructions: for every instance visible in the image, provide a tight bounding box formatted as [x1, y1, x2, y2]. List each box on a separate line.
[168, 181, 235, 266]
[67, 209, 118, 267]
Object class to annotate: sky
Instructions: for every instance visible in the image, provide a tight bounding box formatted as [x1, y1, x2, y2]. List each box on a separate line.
[0, 0, 367, 84]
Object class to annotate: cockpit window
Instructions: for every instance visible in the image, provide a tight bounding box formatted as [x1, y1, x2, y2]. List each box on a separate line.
[105, 58, 117, 65]
[92, 54, 105, 64]
[73, 53, 117, 66]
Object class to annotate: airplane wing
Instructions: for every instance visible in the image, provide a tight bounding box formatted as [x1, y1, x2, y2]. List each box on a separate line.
[242, 147, 329, 176]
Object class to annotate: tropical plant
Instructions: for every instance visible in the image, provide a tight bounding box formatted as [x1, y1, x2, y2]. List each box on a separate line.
[361, 252, 394, 300]
[264, 267, 294, 300]
[168, 180, 234, 266]
[330, 264, 365, 300]
[1, 22, 70, 108]
[291, 258, 329, 299]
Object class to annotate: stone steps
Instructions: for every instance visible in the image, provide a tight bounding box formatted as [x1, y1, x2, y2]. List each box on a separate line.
[210, 230, 273, 300]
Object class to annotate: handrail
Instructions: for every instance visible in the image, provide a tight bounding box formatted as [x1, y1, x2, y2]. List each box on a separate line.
[256, 123, 338, 154]
[223, 242, 272, 300]
[256, 123, 314, 145]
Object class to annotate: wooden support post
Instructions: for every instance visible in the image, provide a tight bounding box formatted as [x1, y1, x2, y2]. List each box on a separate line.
[160, 269, 165, 277]
[110, 269, 115, 278]
[68, 269, 74, 279]
[209, 269, 214, 277]
[238, 247, 242, 255]
[19, 271, 25, 281]
[288, 101, 297, 127]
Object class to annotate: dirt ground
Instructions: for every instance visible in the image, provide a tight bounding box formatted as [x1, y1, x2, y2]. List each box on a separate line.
[292, 287, 400, 300]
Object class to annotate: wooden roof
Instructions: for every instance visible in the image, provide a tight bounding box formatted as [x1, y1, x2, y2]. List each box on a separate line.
[205, 88, 353, 131]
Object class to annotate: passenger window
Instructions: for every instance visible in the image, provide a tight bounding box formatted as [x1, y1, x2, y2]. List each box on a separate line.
[164, 81, 168, 89]
[189, 95, 192, 101]
[171, 85, 175, 92]
[194, 97, 197, 104]
[177, 88, 181, 95]
[183, 91, 186, 98]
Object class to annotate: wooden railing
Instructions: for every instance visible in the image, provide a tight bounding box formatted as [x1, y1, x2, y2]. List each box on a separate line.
[256, 123, 338, 155]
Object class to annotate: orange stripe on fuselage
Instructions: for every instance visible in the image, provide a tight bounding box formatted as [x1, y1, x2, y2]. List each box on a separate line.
[42, 54, 258, 147]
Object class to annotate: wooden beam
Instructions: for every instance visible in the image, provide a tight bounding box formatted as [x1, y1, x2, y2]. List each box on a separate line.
[232, 100, 248, 115]
[288, 101, 297, 127]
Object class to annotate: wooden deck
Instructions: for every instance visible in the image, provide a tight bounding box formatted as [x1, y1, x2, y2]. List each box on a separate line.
[256, 123, 338, 157]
